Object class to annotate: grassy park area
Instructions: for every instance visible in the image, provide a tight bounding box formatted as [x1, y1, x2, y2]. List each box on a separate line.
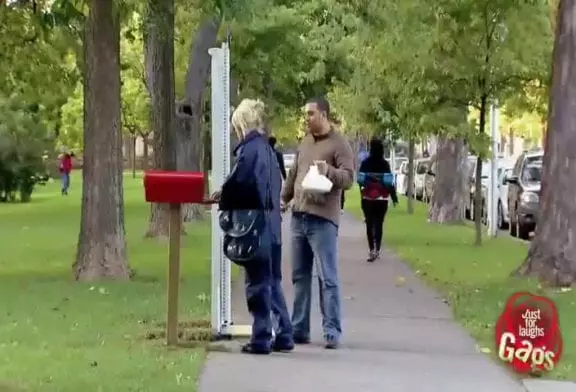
[345, 188, 576, 381]
[0, 173, 211, 391]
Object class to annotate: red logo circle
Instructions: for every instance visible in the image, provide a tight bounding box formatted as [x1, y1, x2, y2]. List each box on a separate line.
[495, 292, 562, 374]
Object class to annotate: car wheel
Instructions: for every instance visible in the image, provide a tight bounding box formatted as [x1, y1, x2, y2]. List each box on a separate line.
[518, 222, 531, 240]
[509, 210, 518, 237]
[498, 202, 509, 230]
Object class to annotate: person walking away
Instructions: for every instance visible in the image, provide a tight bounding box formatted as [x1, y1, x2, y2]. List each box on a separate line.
[357, 139, 398, 262]
[269, 136, 287, 180]
[59, 152, 74, 195]
[281, 96, 354, 349]
[211, 99, 293, 355]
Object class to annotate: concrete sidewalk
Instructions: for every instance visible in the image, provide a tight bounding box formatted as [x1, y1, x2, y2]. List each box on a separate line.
[197, 213, 557, 392]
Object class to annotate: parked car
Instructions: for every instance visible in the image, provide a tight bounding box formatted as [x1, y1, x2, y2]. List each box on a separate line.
[506, 150, 543, 240]
[397, 161, 408, 195]
[497, 166, 514, 229]
[283, 153, 296, 170]
[392, 157, 407, 172]
[384, 156, 406, 188]
[466, 157, 499, 223]
[465, 156, 481, 220]
[414, 158, 430, 200]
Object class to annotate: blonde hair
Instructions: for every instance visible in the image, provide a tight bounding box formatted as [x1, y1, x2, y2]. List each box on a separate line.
[231, 99, 266, 136]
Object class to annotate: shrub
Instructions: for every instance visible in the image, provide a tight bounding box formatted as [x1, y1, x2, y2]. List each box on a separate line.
[0, 95, 53, 203]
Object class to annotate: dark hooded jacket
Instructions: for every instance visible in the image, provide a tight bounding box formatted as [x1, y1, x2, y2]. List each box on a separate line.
[218, 130, 282, 244]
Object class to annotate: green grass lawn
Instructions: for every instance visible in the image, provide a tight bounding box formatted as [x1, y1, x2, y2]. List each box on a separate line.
[346, 188, 576, 381]
[0, 172, 212, 391]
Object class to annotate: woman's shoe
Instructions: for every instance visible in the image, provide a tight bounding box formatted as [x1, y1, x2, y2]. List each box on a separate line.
[272, 341, 294, 353]
[241, 343, 271, 355]
[367, 250, 376, 262]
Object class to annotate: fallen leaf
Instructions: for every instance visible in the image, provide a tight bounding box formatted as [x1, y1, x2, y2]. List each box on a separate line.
[395, 276, 406, 287]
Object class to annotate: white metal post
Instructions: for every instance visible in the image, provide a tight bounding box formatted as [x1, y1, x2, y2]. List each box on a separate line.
[208, 43, 232, 337]
[487, 101, 500, 237]
[209, 47, 223, 336]
[219, 42, 232, 330]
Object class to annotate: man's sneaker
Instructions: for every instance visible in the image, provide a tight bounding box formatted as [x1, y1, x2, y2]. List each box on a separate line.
[375, 250, 381, 259]
[324, 335, 339, 349]
[367, 250, 377, 262]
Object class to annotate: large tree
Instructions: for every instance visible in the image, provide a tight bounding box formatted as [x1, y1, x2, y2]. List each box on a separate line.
[174, 10, 220, 222]
[144, 0, 176, 238]
[74, 0, 130, 280]
[516, 0, 576, 286]
[428, 0, 551, 243]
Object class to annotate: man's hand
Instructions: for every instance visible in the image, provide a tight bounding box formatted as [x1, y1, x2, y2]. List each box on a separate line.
[280, 200, 289, 213]
[314, 160, 328, 176]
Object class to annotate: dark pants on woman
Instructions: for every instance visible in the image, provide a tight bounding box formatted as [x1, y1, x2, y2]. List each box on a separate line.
[360, 199, 389, 251]
[244, 243, 293, 351]
[340, 190, 345, 210]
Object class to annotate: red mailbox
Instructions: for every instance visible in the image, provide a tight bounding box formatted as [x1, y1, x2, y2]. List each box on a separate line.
[142, 169, 207, 347]
[144, 170, 205, 204]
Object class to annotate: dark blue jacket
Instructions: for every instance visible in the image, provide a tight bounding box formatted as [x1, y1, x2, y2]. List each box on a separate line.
[218, 130, 282, 244]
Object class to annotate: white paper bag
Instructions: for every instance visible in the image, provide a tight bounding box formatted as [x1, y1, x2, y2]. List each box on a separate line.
[301, 164, 333, 193]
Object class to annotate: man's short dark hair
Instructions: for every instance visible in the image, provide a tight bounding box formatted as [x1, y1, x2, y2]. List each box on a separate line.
[307, 96, 330, 118]
[268, 136, 277, 147]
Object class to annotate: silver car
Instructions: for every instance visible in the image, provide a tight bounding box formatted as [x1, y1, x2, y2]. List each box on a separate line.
[283, 153, 296, 171]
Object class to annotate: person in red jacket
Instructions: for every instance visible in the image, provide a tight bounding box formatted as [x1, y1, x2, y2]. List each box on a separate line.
[357, 139, 398, 262]
[59, 152, 74, 195]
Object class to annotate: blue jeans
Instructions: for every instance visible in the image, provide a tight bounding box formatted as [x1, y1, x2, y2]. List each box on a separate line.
[244, 242, 293, 350]
[61, 172, 70, 193]
[291, 212, 341, 341]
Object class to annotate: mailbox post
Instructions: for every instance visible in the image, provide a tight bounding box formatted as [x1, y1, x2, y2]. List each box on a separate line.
[143, 170, 205, 346]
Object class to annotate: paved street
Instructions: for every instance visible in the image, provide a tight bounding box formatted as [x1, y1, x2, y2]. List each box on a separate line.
[198, 213, 539, 392]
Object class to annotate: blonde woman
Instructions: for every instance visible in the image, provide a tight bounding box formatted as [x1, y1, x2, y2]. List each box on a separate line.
[215, 98, 294, 355]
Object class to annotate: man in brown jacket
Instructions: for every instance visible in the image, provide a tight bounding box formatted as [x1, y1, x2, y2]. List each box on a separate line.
[281, 96, 354, 349]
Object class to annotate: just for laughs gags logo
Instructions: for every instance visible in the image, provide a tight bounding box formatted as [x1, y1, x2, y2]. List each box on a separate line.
[495, 292, 563, 374]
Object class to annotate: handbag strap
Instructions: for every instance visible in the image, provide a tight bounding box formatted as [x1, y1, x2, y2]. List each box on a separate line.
[265, 142, 273, 209]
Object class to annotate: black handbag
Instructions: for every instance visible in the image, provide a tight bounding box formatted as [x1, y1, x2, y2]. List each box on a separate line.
[219, 210, 267, 266]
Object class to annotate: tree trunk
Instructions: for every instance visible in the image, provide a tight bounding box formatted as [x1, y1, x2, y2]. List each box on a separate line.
[515, 0, 576, 287]
[143, 0, 176, 239]
[131, 134, 137, 178]
[176, 115, 204, 221]
[176, 16, 220, 222]
[472, 94, 489, 246]
[203, 121, 211, 198]
[141, 134, 149, 170]
[406, 138, 415, 214]
[74, 0, 129, 281]
[508, 126, 514, 156]
[428, 136, 468, 224]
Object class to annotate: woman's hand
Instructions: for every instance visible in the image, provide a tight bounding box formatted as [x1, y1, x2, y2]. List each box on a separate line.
[203, 190, 221, 204]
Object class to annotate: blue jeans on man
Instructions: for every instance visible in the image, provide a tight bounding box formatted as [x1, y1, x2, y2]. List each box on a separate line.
[291, 212, 341, 347]
[244, 241, 293, 353]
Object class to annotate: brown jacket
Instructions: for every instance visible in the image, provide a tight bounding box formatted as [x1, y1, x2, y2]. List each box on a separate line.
[281, 129, 354, 225]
